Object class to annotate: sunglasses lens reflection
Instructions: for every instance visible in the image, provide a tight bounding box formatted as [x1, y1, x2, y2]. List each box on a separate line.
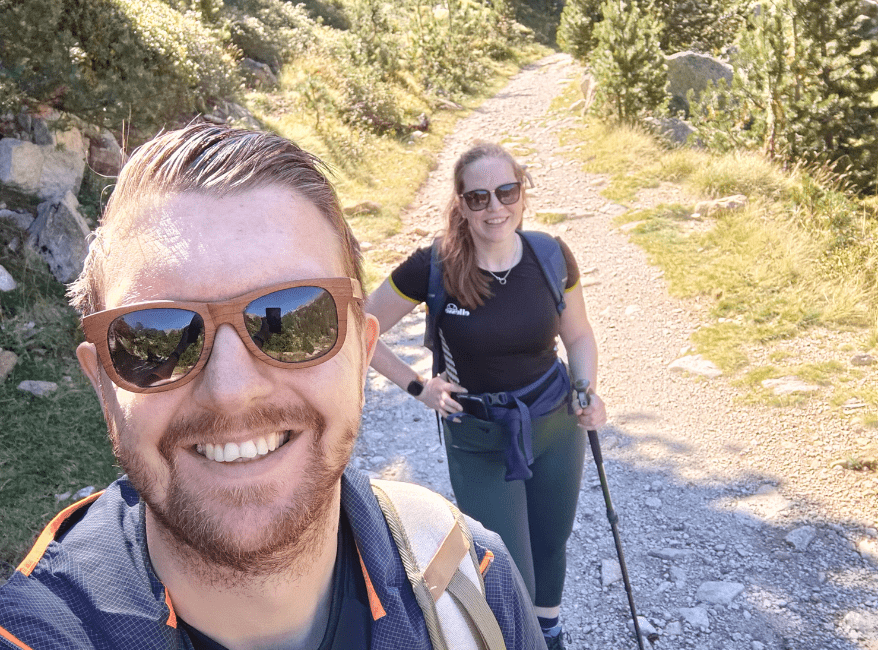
[495, 182, 521, 205]
[108, 309, 205, 388]
[462, 182, 521, 211]
[244, 286, 339, 363]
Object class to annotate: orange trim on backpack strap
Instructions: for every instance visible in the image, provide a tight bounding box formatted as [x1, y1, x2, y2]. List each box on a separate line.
[355, 544, 386, 621]
[478, 550, 494, 576]
[0, 625, 35, 650]
[164, 589, 178, 628]
[16, 491, 104, 577]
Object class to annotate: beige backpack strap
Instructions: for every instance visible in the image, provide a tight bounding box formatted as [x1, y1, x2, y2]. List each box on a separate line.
[371, 479, 506, 650]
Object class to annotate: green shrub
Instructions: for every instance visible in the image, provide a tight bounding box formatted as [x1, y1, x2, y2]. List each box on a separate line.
[557, 0, 604, 61]
[0, 0, 241, 131]
[223, 0, 317, 71]
[653, 0, 744, 54]
[592, 0, 667, 122]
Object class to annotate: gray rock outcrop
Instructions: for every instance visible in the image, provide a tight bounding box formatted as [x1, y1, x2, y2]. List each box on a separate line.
[666, 51, 733, 115]
[28, 191, 91, 282]
[0, 125, 87, 200]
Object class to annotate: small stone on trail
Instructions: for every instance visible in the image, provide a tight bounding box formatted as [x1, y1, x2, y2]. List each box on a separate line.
[645, 497, 662, 509]
[761, 376, 819, 396]
[668, 354, 722, 378]
[18, 380, 58, 397]
[850, 353, 875, 366]
[664, 620, 683, 636]
[619, 220, 645, 234]
[601, 558, 622, 586]
[785, 525, 816, 551]
[695, 581, 745, 605]
[627, 615, 657, 638]
[857, 537, 878, 566]
[677, 606, 710, 630]
[648, 547, 692, 561]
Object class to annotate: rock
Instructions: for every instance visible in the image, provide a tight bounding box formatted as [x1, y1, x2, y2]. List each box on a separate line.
[54, 491, 72, 502]
[29, 190, 91, 282]
[87, 128, 123, 177]
[627, 615, 657, 638]
[619, 220, 645, 234]
[645, 497, 662, 509]
[73, 485, 96, 499]
[668, 354, 722, 378]
[761, 376, 820, 396]
[844, 610, 878, 636]
[343, 201, 382, 216]
[601, 558, 622, 586]
[851, 353, 875, 366]
[241, 58, 279, 88]
[17, 380, 59, 397]
[0, 349, 18, 383]
[695, 580, 745, 605]
[0, 208, 35, 231]
[693, 194, 748, 217]
[677, 606, 710, 630]
[580, 72, 597, 113]
[648, 547, 692, 561]
[664, 620, 683, 635]
[666, 51, 734, 115]
[0, 126, 87, 200]
[857, 537, 878, 566]
[569, 99, 586, 113]
[0, 264, 16, 291]
[735, 484, 792, 520]
[785, 525, 816, 551]
[644, 116, 695, 145]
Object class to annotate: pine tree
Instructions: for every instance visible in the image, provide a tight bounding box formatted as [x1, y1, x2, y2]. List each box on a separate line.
[591, 0, 667, 122]
[557, 0, 605, 61]
[652, 0, 745, 54]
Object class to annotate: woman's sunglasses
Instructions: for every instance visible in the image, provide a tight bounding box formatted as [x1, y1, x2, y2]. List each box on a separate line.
[459, 181, 522, 212]
[82, 278, 363, 394]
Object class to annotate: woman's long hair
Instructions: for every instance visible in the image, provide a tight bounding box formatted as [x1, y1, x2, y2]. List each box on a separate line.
[440, 142, 529, 310]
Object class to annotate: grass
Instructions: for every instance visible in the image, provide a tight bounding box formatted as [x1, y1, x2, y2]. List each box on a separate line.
[552, 112, 878, 426]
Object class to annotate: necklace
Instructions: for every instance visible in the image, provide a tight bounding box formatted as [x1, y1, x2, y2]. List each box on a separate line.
[483, 236, 520, 286]
[486, 267, 511, 285]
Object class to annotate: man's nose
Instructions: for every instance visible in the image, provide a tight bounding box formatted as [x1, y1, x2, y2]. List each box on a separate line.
[193, 323, 273, 412]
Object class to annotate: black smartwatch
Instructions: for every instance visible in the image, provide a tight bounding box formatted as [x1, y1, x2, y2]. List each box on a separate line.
[406, 377, 425, 397]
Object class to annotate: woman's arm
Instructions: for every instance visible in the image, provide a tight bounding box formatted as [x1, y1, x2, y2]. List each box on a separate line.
[558, 281, 607, 430]
[366, 279, 465, 416]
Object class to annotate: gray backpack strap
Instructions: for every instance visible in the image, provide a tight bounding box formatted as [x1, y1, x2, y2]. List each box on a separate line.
[519, 230, 567, 315]
[424, 238, 446, 377]
[371, 479, 507, 650]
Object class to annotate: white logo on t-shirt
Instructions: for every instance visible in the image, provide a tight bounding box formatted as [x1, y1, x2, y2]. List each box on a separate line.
[445, 303, 470, 316]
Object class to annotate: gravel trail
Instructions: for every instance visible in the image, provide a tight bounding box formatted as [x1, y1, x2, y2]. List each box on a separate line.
[355, 53, 878, 650]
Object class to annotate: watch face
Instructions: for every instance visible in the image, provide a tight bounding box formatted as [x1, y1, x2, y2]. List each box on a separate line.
[407, 379, 424, 397]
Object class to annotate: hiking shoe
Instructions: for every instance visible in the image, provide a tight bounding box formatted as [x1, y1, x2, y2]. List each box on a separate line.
[542, 624, 565, 650]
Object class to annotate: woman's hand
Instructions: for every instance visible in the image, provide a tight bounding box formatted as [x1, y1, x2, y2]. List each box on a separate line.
[574, 391, 607, 430]
[419, 376, 467, 417]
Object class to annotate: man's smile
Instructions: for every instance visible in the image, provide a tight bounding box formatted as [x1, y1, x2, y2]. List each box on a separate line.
[194, 431, 293, 463]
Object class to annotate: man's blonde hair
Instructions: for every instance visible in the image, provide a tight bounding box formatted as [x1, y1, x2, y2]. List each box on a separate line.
[68, 123, 363, 316]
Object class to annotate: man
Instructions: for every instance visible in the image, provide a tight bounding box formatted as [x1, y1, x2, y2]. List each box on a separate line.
[0, 125, 544, 650]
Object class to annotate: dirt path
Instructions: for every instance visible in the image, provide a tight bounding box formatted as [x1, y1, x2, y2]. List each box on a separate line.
[355, 53, 878, 650]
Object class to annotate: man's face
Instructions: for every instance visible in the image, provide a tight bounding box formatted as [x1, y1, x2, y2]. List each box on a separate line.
[78, 186, 377, 576]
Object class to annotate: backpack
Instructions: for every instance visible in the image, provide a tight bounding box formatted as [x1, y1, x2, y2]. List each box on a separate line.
[371, 479, 507, 650]
[423, 231, 568, 377]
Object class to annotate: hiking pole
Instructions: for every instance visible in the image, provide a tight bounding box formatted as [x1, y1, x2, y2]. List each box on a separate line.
[575, 379, 645, 650]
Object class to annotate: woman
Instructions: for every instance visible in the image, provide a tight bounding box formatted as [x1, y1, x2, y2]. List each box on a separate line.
[366, 142, 606, 649]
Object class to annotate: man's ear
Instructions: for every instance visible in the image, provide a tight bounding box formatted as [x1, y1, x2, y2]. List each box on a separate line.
[362, 313, 379, 376]
[76, 342, 104, 403]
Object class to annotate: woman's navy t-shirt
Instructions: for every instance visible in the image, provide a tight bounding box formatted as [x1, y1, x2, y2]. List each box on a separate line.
[390, 235, 580, 394]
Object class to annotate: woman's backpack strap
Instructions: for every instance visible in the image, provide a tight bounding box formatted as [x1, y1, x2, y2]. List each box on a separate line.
[424, 238, 447, 376]
[519, 230, 567, 315]
[371, 479, 507, 650]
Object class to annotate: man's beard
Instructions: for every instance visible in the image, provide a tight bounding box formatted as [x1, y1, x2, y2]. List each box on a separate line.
[108, 401, 359, 583]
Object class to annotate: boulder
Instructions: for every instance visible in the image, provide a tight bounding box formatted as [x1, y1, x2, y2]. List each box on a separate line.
[0, 125, 87, 200]
[644, 116, 695, 145]
[241, 58, 279, 88]
[28, 191, 91, 282]
[666, 51, 733, 115]
[0, 349, 18, 383]
[579, 72, 598, 114]
[87, 128, 123, 177]
[0, 208, 35, 231]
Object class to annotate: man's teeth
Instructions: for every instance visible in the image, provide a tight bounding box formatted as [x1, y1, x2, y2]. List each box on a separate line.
[195, 432, 289, 463]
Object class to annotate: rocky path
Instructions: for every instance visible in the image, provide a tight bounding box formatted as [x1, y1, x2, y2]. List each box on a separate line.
[354, 53, 878, 650]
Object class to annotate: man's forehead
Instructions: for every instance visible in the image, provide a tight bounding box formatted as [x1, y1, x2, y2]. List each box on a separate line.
[101, 187, 344, 306]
